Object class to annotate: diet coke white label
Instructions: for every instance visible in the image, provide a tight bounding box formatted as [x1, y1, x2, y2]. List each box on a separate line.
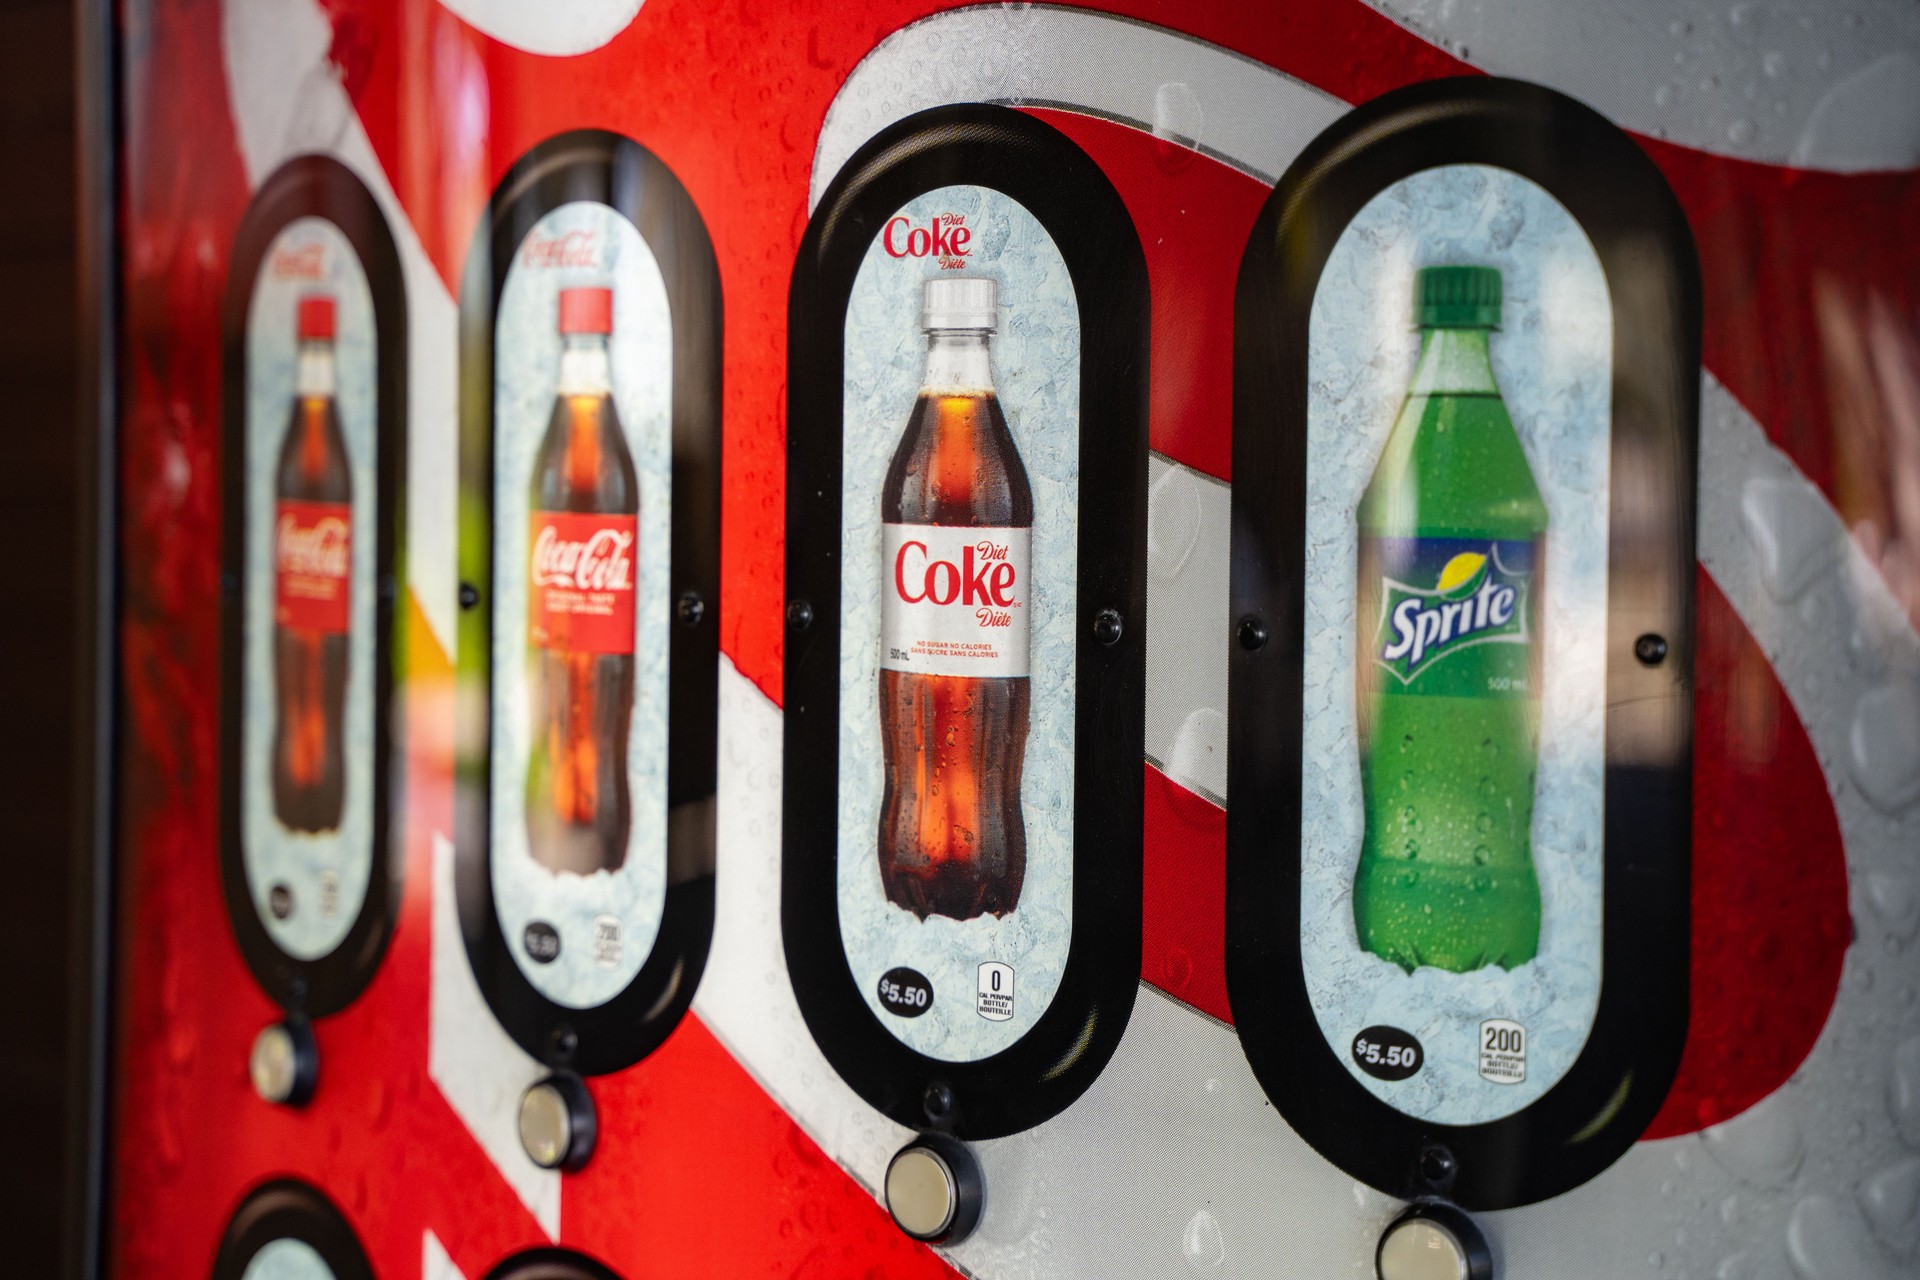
[880, 523, 1030, 678]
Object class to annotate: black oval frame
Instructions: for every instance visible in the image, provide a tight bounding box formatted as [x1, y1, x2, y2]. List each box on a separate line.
[783, 104, 1150, 1140]
[219, 155, 406, 1020]
[1227, 77, 1699, 1209]
[483, 1247, 624, 1280]
[211, 1178, 374, 1280]
[455, 129, 721, 1077]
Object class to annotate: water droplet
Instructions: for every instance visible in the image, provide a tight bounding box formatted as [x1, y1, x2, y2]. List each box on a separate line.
[1670, 19, 1693, 37]
[1479, 776, 1496, 798]
[1700, 1091, 1805, 1187]
[1181, 1209, 1225, 1270]
[1787, 1194, 1896, 1279]
[1148, 466, 1203, 580]
[1655, 84, 1677, 107]
[1891, 1035, 1920, 1148]
[1849, 680, 1920, 813]
[1859, 1157, 1920, 1254]
[1401, 806, 1418, 826]
[1476, 813, 1493, 833]
[1401, 734, 1415, 753]
[1473, 846, 1491, 865]
[1152, 82, 1204, 176]
[1764, 51, 1787, 77]
[1728, 118, 1757, 146]
[1868, 875, 1919, 941]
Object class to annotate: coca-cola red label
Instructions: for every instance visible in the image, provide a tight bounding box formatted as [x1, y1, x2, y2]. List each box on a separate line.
[274, 500, 353, 633]
[529, 511, 638, 653]
[880, 523, 1030, 678]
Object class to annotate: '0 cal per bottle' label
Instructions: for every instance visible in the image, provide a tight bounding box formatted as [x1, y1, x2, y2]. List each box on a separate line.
[880, 523, 1031, 678]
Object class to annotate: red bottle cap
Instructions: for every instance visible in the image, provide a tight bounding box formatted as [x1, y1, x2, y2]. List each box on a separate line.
[558, 286, 614, 335]
[296, 294, 336, 341]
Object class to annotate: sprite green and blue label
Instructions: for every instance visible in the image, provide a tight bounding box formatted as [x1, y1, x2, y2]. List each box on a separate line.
[1353, 265, 1548, 975]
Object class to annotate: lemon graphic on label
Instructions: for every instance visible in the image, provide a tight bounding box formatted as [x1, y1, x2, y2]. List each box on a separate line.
[1436, 550, 1490, 599]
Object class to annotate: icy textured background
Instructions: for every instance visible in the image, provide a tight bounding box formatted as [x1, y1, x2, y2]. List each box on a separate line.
[837, 186, 1079, 1062]
[1301, 165, 1612, 1125]
[242, 217, 378, 961]
[239, 1239, 335, 1280]
[489, 202, 672, 1011]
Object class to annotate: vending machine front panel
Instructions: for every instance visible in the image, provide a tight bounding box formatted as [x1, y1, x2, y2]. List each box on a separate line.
[455, 130, 721, 1078]
[784, 103, 1150, 1141]
[219, 155, 406, 1021]
[1228, 76, 1698, 1209]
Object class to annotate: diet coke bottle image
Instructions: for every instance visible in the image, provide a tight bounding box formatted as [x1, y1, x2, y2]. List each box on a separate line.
[272, 294, 352, 834]
[524, 285, 637, 875]
[878, 276, 1033, 921]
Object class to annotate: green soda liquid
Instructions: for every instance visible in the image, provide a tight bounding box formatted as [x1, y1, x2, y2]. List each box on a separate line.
[1352, 305, 1548, 974]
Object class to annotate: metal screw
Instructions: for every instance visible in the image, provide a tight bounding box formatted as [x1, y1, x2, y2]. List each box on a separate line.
[1634, 633, 1669, 666]
[459, 582, 480, 610]
[787, 599, 814, 632]
[923, 1080, 956, 1125]
[676, 590, 706, 628]
[1418, 1143, 1457, 1188]
[549, 1024, 579, 1063]
[1238, 615, 1268, 651]
[1092, 607, 1124, 646]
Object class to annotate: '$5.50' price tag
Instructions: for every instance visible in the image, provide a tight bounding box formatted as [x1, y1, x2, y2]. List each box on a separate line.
[1351, 1024, 1425, 1081]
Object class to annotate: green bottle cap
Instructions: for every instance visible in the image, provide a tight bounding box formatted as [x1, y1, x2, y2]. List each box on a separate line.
[1414, 265, 1502, 329]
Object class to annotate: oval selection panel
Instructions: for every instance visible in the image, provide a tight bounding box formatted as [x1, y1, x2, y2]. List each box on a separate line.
[212, 1180, 374, 1280]
[1226, 76, 1699, 1210]
[218, 155, 407, 1020]
[782, 103, 1151, 1140]
[455, 129, 722, 1077]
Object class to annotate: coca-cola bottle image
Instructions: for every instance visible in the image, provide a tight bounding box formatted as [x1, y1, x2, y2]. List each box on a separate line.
[878, 276, 1033, 921]
[524, 286, 637, 875]
[272, 294, 352, 834]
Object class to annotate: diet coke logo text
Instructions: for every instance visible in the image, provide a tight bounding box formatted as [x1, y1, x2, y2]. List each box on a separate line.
[276, 511, 350, 580]
[883, 213, 971, 269]
[532, 523, 634, 593]
[894, 537, 1018, 628]
[269, 242, 327, 280]
[520, 229, 598, 270]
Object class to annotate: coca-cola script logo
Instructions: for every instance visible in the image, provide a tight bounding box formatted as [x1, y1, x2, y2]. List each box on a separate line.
[532, 523, 634, 593]
[883, 213, 971, 269]
[519, 228, 598, 270]
[894, 537, 1018, 628]
[277, 512, 351, 579]
[269, 242, 327, 280]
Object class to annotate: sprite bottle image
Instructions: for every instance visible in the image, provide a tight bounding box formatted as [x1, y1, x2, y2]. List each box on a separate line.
[1352, 265, 1548, 974]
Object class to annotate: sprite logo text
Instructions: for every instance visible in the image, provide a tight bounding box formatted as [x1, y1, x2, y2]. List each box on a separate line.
[1376, 547, 1528, 684]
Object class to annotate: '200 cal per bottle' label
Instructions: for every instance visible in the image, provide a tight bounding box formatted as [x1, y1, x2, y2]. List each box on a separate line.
[880, 523, 1030, 677]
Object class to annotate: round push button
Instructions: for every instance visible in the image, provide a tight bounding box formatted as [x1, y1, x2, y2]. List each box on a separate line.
[518, 1072, 597, 1172]
[249, 1019, 317, 1107]
[884, 1134, 984, 1245]
[1377, 1203, 1492, 1280]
